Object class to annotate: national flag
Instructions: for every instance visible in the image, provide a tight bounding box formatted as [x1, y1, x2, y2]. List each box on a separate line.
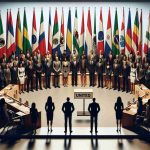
[66, 8, 72, 57]
[138, 9, 142, 57]
[60, 8, 65, 54]
[132, 9, 139, 55]
[6, 9, 9, 50]
[39, 8, 46, 57]
[23, 8, 32, 55]
[0, 11, 6, 59]
[73, 8, 79, 55]
[105, 8, 112, 57]
[98, 7, 104, 55]
[48, 8, 52, 54]
[32, 8, 38, 53]
[15, 9, 23, 56]
[112, 8, 119, 56]
[52, 8, 60, 55]
[120, 7, 125, 54]
[125, 8, 132, 56]
[85, 8, 92, 55]
[6, 9, 15, 58]
[93, 7, 97, 53]
[79, 8, 84, 56]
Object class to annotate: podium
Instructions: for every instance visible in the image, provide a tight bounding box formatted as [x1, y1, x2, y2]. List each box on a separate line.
[74, 89, 93, 116]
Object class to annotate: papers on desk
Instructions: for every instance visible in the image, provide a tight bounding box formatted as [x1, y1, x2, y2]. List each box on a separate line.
[16, 111, 26, 116]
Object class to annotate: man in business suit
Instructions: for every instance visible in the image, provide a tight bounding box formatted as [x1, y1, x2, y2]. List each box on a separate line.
[62, 97, 75, 134]
[88, 98, 100, 134]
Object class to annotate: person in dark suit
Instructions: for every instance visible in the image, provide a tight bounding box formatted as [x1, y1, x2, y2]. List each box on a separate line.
[114, 97, 124, 132]
[0, 65, 5, 90]
[10, 62, 18, 84]
[88, 98, 100, 134]
[45, 96, 55, 132]
[62, 97, 75, 134]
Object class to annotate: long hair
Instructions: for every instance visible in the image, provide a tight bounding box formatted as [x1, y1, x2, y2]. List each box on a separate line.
[117, 97, 122, 104]
[47, 96, 52, 106]
[31, 102, 36, 109]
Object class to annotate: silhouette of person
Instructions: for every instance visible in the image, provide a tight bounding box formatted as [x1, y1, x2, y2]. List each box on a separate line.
[45, 96, 55, 132]
[62, 97, 75, 134]
[114, 97, 124, 132]
[88, 98, 100, 134]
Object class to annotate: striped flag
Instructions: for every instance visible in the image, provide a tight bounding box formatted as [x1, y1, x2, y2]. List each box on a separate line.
[48, 8, 52, 54]
[93, 7, 97, 53]
[6, 9, 9, 51]
[23, 8, 32, 55]
[16, 9, 22, 56]
[66, 8, 72, 57]
[6, 9, 15, 58]
[60, 8, 65, 54]
[0, 11, 6, 59]
[85, 8, 92, 55]
[52, 8, 60, 55]
[125, 8, 132, 56]
[39, 8, 46, 57]
[138, 9, 142, 57]
[105, 8, 112, 57]
[120, 7, 125, 54]
[112, 8, 119, 56]
[79, 8, 84, 56]
[73, 8, 79, 55]
[98, 8, 104, 55]
[132, 9, 139, 56]
[32, 8, 38, 53]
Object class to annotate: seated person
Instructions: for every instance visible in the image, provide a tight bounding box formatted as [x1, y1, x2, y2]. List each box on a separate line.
[144, 99, 150, 125]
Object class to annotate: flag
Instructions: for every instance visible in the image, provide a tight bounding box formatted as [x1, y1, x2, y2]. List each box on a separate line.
[48, 8, 52, 54]
[15, 9, 23, 56]
[52, 8, 60, 55]
[98, 8, 104, 55]
[60, 8, 65, 54]
[144, 12, 150, 59]
[85, 8, 92, 55]
[32, 8, 38, 53]
[0, 11, 6, 58]
[105, 8, 112, 57]
[6, 9, 15, 58]
[120, 7, 125, 54]
[73, 8, 79, 55]
[112, 9, 119, 56]
[125, 8, 132, 56]
[93, 7, 97, 53]
[138, 9, 142, 57]
[6, 9, 9, 51]
[79, 8, 84, 56]
[132, 9, 139, 56]
[66, 8, 72, 57]
[39, 8, 46, 57]
[23, 8, 32, 55]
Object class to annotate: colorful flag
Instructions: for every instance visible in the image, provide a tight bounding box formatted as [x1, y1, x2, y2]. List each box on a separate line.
[125, 8, 132, 56]
[132, 9, 139, 55]
[23, 8, 32, 55]
[48, 8, 52, 54]
[93, 7, 97, 53]
[85, 8, 92, 55]
[39, 8, 46, 57]
[73, 8, 79, 55]
[66, 8, 72, 57]
[52, 8, 60, 55]
[98, 8, 104, 55]
[0, 11, 6, 58]
[120, 7, 125, 54]
[112, 9, 119, 56]
[105, 8, 112, 57]
[15, 9, 22, 56]
[32, 8, 38, 53]
[6, 9, 15, 58]
[79, 8, 84, 56]
[6, 9, 9, 50]
[60, 8, 65, 54]
[138, 9, 142, 57]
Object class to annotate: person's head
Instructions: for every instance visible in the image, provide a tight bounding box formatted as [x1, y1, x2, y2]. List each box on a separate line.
[19, 63, 22, 68]
[31, 103, 36, 109]
[131, 63, 136, 68]
[47, 96, 52, 104]
[67, 97, 70, 102]
[138, 97, 142, 105]
[93, 98, 96, 102]
[117, 97, 122, 104]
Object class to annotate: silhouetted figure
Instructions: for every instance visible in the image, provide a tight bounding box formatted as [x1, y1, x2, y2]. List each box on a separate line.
[137, 97, 143, 116]
[30, 103, 39, 134]
[114, 97, 124, 132]
[62, 97, 75, 134]
[88, 98, 100, 134]
[45, 96, 55, 132]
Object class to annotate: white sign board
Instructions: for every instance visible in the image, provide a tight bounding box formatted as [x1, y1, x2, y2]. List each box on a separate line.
[74, 89, 93, 99]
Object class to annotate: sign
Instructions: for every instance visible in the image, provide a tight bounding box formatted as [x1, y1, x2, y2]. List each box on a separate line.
[74, 89, 93, 99]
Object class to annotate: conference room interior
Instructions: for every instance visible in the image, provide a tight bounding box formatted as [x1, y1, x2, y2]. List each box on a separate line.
[0, 0, 150, 150]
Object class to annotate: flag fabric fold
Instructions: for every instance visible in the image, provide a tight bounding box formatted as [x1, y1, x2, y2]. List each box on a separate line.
[138, 9, 142, 57]
[93, 7, 97, 54]
[48, 8, 52, 54]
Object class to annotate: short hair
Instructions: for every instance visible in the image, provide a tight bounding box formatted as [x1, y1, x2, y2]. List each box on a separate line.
[67, 97, 70, 101]
[93, 98, 96, 101]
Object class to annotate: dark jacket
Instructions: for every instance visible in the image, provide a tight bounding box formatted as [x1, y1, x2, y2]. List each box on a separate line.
[88, 102, 100, 117]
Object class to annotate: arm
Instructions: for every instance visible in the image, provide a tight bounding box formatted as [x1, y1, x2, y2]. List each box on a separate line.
[71, 103, 75, 113]
[88, 104, 91, 113]
[97, 104, 100, 113]
[53, 103, 55, 111]
[62, 103, 65, 113]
